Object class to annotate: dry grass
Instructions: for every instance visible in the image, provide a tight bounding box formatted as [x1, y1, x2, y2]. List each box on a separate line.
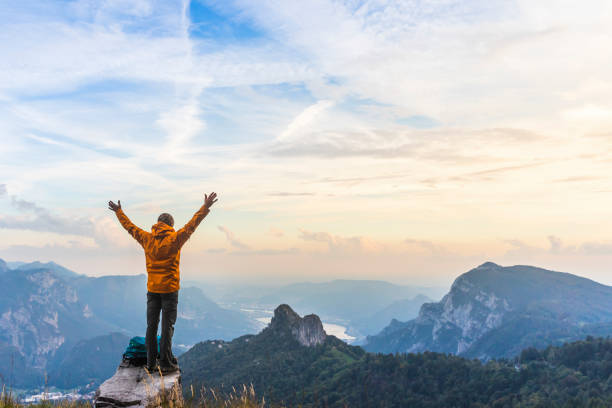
[0, 385, 92, 408]
[0, 382, 275, 408]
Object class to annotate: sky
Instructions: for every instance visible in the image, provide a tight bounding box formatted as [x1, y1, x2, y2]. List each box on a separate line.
[1, 0, 612, 288]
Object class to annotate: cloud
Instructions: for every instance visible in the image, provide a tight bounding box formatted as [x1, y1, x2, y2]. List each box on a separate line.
[0, 194, 133, 249]
[0, 184, 6, 197]
[266, 192, 315, 197]
[157, 102, 206, 155]
[10, 196, 46, 213]
[553, 176, 602, 183]
[266, 127, 546, 162]
[278, 100, 335, 142]
[206, 247, 227, 253]
[580, 242, 612, 256]
[91, 216, 136, 248]
[0, 214, 94, 237]
[404, 239, 450, 256]
[0, 195, 95, 237]
[230, 248, 300, 256]
[217, 225, 250, 250]
[548, 235, 563, 254]
[267, 129, 418, 158]
[267, 227, 284, 238]
[298, 228, 382, 253]
[503, 236, 612, 257]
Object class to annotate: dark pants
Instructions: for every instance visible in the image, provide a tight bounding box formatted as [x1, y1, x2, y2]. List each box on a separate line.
[146, 291, 179, 369]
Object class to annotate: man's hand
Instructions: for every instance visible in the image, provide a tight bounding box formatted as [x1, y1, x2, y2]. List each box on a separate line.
[204, 192, 218, 209]
[108, 200, 121, 212]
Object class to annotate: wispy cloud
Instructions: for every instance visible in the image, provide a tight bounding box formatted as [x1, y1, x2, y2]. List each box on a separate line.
[503, 236, 612, 258]
[217, 225, 249, 250]
[298, 228, 383, 254]
[0, 194, 94, 237]
[404, 238, 450, 257]
[0, 190, 135, 249]
[266, 192, 315, 197]
[267, 227, 284, 238]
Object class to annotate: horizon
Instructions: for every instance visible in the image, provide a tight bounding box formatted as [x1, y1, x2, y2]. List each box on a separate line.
[2, 256, 610, 293]
[2, 1, 612, 287]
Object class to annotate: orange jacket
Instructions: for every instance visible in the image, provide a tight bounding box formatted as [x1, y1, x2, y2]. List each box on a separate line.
[115, 205, 210, 293]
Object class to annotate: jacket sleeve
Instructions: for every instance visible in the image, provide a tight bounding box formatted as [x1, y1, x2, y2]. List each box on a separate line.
[176, 205, 210, 248]
[115, 208, 148, 247]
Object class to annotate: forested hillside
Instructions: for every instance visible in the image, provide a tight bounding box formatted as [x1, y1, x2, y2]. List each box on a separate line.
[180, 305, 612, 407]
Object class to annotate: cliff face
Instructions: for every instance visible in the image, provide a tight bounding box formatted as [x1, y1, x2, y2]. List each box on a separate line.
[365, 262, 612, 359]
[270, 304, 326, 346]
[419, 263, 512, 354]
[0, 268, 110, 372]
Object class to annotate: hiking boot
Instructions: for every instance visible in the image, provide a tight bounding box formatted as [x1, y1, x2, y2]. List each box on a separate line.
[159, 364, 180, 374]
[145, 365, 159, 374]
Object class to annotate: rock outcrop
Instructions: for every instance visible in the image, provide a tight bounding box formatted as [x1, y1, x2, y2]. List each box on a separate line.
[270, 304, 326, 346]
[94, 365, 181, 408]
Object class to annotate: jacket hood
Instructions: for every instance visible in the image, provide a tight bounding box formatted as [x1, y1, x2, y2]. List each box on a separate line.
[151, 221, 175, 238]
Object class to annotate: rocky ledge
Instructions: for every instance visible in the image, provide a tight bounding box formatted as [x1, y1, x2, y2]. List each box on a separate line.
[94, 365, 181, 408]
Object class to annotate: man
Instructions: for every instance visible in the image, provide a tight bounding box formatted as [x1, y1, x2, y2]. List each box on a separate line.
[108, 192, 218, 373]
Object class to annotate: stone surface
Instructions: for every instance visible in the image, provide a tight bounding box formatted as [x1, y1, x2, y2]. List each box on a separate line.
[94, 365, 181, 408]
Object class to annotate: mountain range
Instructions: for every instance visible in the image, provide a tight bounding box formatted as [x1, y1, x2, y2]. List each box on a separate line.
[0, 259, 258, 388]
[364, 262, 612, 359]
[4, 258, 612, 394]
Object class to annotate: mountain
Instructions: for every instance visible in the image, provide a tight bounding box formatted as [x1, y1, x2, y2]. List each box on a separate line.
[71, 274, 254, 346]
[0, 258, 9, 273]
[15, 260, 82, 280]
[348, 294, 431, 338]
[179, 304, 612, 407]
[364, 262, 612, 359]
[0, 258, 258, 388]
[5, 261, 26, 269]
[179, 304, 366, 405]
[46, 332, 129, 389]
[0, 266, 116, 387]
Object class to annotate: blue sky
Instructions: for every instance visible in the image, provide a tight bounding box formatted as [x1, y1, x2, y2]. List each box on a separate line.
[2, 0, 612, 287]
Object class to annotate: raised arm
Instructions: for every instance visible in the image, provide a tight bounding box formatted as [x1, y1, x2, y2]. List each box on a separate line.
[176, 192, 217, 248]
[108, 200, 148, 246]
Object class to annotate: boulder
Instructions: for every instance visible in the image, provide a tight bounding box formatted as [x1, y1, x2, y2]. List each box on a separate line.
[94, 365, 181, 408]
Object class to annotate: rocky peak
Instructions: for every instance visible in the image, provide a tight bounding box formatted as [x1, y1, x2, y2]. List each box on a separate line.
[270, 304, 302, 328]
[477, 261, 500, 269]
[270, 304, 326, 347]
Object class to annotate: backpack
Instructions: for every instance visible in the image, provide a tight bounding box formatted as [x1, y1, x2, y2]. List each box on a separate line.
[122, 336, 160, 366]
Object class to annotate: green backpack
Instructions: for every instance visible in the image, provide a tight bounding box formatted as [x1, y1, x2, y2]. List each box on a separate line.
[122, 336, 160, 366]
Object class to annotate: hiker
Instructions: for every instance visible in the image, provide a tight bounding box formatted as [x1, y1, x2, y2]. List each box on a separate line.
[108, 192, 218, 373]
